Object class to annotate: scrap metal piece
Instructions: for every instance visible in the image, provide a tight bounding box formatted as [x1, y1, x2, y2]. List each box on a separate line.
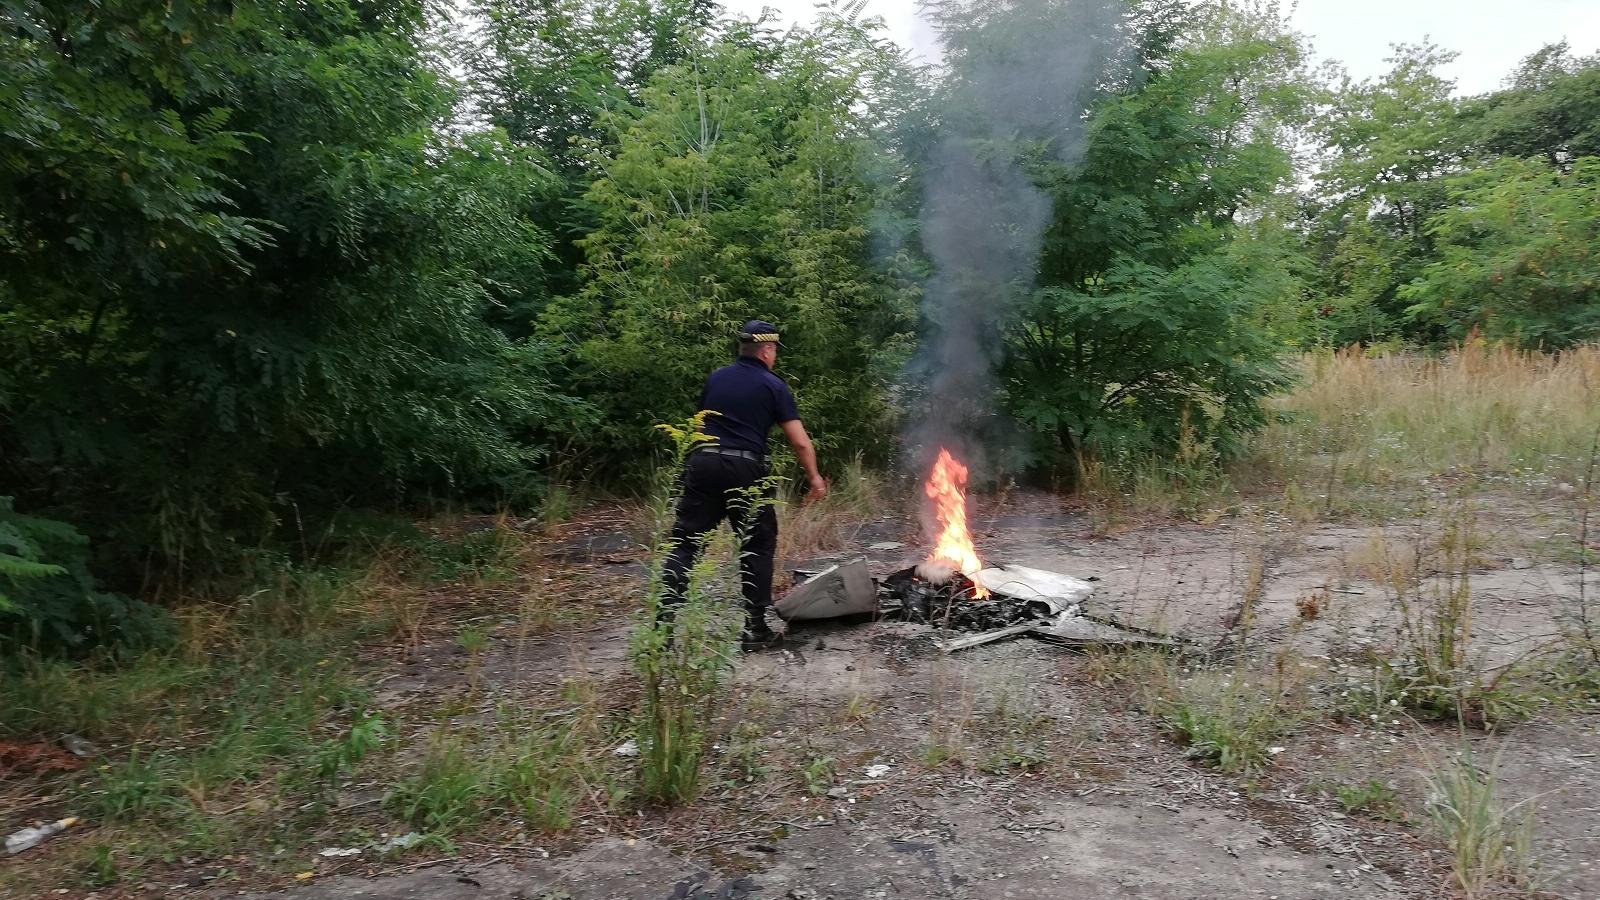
[937, 624, 1036, 652]
[775, 557, 877, 621]
[975, 564, 1093, 606]
[1028, 615, 1173, 646]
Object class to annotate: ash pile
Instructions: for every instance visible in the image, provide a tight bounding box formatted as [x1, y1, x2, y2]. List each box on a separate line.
[778, 558, 1171, 652]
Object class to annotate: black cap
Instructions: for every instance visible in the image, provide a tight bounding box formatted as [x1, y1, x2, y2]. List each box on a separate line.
[737, 320, 783, 346]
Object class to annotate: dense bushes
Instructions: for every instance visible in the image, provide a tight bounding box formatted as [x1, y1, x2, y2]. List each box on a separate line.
[3, 0, 1598, 639]
[1, 0, 578, 591]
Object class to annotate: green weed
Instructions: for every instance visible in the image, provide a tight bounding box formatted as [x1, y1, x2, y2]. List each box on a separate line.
[1162, 674, 1295, 773]
[1371, 513, 1533, 731]
[726, 721, 768, 783]
[385, 735, 485, 834]
[801, 755, 836, 796]
[1426, 749, 1541, 896]
[80, 843, 120, 887]
[418, 527, 515, 583]
[89, 752, 187, 822]
[486, 707, 618, 831]
[1330, 778, 1405, 821]
[920, 742, 957, 769]
[314, 713, 388, 785]
[630, 415, 747, 806]
[976, 681, 1055, 775]
[840, 693, 877, 724]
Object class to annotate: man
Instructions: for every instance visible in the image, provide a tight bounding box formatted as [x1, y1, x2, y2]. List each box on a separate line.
[661, 320, 827, 651]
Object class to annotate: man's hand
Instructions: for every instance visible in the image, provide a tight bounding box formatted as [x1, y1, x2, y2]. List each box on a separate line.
[780, 419, 826, 504]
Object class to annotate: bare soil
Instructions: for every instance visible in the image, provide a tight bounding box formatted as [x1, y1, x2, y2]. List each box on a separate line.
[26, 490, 1600, 899]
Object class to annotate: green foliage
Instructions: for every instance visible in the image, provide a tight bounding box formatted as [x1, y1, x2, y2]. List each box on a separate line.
[386, 736, 486, 834]
[1401, 157, 1600, 346]
[465, 0, 717, 303]
[983, 0, 1301, 472]
[800, 754, 836, 796]
[1307, 42, 1464, 343]
[630, 417, 744, 805]
[1, 0, 581, 592]
[544, 11, 920, 473]
[1465, 42, 1600, 165]
[92, 752, 187, 822]
[0, 497, 169, 652]
[1160, 673, 1293, 773]
[1426, 750, 1540, 894]
[384, 708, 616, 836]
[313, 714, 388, 785]
[1332, 778, 1404, 821]
[1305, 41, 1600, 348]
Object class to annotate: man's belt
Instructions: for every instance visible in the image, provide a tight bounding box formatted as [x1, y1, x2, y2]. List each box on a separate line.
[693, 446, 766, 463]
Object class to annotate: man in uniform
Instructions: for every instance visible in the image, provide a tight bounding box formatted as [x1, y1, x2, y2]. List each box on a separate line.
[661, 320, 827, 651]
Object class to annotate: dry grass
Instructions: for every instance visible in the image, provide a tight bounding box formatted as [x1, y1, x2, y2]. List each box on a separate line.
[1248, 343, 1600, 506]
[776, 456, 888, 566]
[1344, 530, 1420, 587]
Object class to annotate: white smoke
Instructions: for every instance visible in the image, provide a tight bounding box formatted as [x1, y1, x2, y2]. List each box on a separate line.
[908, 0, 1134, 472]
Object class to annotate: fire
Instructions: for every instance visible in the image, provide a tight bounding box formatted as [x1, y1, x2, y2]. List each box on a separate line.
[922, 447, 988, 598]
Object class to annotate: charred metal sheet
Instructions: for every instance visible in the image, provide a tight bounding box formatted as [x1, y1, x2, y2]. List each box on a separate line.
[775, 557, 877, 621]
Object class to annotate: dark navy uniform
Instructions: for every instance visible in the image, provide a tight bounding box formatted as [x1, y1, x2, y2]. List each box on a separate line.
[662, 326, 798, 635]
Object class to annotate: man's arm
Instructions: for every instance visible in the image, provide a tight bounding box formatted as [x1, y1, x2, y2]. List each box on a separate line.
[780, 419, 827, 501]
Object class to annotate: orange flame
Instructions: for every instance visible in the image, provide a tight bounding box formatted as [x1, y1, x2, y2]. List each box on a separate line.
[923, 447, 988, 598]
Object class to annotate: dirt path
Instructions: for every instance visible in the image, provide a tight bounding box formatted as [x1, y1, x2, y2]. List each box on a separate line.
[247, 492, 1600, 899]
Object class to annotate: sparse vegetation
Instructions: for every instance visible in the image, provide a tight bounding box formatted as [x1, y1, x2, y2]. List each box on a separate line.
[800, 755, 837, 796]
[1161, 672, 1297, 773]
[1248, 345, 1600, 512]
[1329, 778, 1406, 822]
[1426, 750, 1541, 896]
[3, 3, 1599, 894]
[1342, 511, 1536, 731]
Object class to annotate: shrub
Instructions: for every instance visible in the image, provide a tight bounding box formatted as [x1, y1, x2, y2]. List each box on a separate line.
[0, 497, 171, 653]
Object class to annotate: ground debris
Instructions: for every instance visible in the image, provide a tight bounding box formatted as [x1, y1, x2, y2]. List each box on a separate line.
[0, 740, 83, 776]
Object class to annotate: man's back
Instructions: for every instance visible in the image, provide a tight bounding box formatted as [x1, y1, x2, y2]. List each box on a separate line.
[698, 356, 799, 455]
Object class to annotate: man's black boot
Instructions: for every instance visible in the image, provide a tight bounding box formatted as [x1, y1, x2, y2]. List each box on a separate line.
[739, 614, 781, 652]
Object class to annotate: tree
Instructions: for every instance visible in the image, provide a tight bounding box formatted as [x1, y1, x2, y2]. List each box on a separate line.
[465, 0, 718, 311]
[1401, 157, 1600, 347]
[1306, 42, 1467, 343]
[543, 10, 920, 473]
[1, 0, 577, 588]
[1465, 42, 1600, 168]
[971, 0, 1305, 472]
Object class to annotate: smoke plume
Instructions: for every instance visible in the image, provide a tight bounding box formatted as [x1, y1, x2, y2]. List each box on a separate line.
[908, 0, 1133, 470]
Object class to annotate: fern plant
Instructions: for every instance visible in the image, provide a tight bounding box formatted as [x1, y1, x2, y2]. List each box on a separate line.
[0, 496, 72, 614]
[0, 497, 168, 653]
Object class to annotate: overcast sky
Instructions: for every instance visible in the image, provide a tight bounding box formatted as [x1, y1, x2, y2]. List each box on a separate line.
[719, 0, 1600, 95]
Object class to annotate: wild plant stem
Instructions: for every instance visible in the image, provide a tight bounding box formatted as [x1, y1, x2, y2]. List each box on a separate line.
[1578, 425, 1599, 662]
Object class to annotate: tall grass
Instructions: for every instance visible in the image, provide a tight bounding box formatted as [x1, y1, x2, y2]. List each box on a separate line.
[1426, 749, 1541, 896]
[630, 416, 745, 805]
[1250, 343, 1600, 493]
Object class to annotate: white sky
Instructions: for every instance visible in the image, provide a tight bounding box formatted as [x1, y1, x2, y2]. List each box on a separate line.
[722, 0, 1600, 95]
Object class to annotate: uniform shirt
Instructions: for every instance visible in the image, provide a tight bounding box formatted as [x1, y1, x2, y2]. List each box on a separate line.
[697, 356, 800, 455]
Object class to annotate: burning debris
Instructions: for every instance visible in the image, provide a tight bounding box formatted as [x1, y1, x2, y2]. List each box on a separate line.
[879, 560, 1166, 652]
[921, 448, 988, 597]
[777, 446, 1171, 651]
